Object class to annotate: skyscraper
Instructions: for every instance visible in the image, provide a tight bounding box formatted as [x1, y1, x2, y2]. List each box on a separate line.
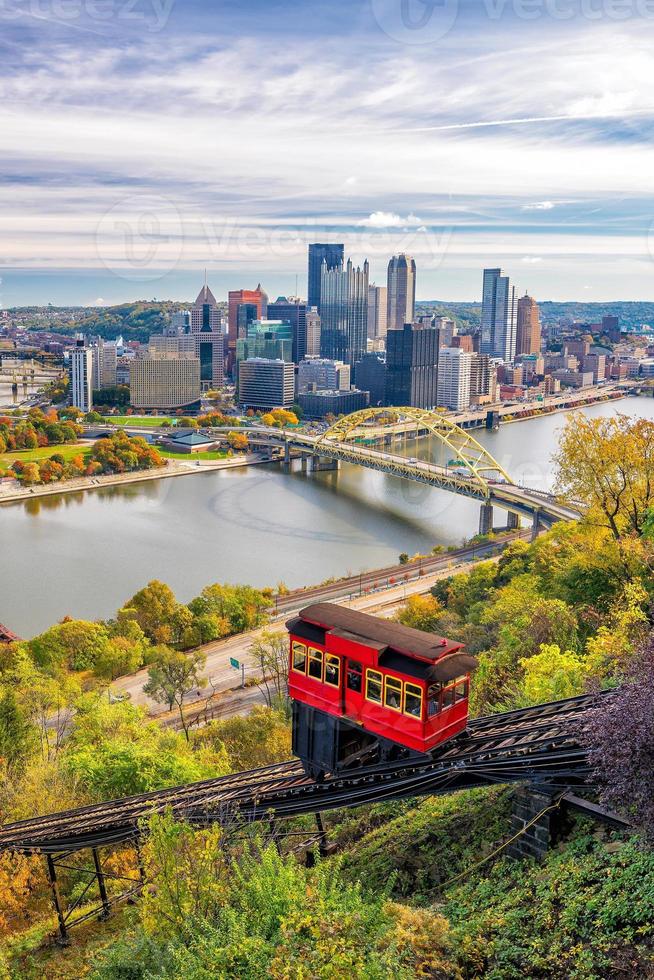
[386, 254, 416, 332]
[480, 268, 517, 362]
[319, 257, 369, 367]
[367, 284, 388, 341]
[191, 281, 224, 388]
[437, 348, 473, 411]
[385, 322, 439, 409]
[91, 338, 117, 390]
[227, 286, 266, 366]
[516, 293, 541, 356]
[308, 243, 344, 310]
[70, 337, 93, 412]
[305, 307, 321, 356]
[267, 297, 308, 363]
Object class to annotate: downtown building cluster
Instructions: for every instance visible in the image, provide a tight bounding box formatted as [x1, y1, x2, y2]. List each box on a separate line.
[65, 248, 640, 418]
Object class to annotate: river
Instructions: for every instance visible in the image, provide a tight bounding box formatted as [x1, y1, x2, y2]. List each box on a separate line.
[2, 396, 653, 637]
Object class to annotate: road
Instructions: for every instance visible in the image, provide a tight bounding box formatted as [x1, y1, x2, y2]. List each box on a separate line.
[113, 550, 507, 717]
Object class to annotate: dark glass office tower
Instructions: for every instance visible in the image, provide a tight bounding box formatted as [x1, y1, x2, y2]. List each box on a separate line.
[319, 258, 369, 368]
[308, 243, 344, 310]
[385, 322, 439, 409]
[268, 297, 307, 363]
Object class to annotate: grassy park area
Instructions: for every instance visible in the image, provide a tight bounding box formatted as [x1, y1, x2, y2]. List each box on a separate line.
[0, 443, 89, 475]
[103, 416, 176, 427]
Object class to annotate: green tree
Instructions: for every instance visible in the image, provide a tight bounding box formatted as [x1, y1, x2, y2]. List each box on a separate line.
[396, 594, 445, 633]
[519, 644, 587, 705]
[0, 689, 36, 770]
[28, 619, 112, 672]
[249, 631, 289, 711]
[121, 580, 180, 644]
[143, 648, 207, 739]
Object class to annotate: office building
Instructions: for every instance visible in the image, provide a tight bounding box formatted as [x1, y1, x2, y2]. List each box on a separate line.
[580, 353, 606, 383]
[130, 353, 201, 410]
[227, 286, 267, 365]
[319, 257, 369, 367]
[91, 338, 117, 390]
[70, 337, 93, 412]
[297, 357, 350, 393]
[516, 293, 541, 356]
[305, 307, 321, 356]
[308, 243, 344, 309]
[433, 317, 456, 346]
[191, 281, 224, 388]
[354, 353, 386, 407]
[469, 353, 496, 405]
[237, 358, 295, 409]
[149, 334, 196, 357]
[298, 388, 369, 418]
[450, 335, 474, 353]
[386, 254, 416, 332]
[385, 322, 439, 409]
[603, 315, 621, 343]
[437, 348, 473, 411]
[166, 310, 191, 336]
[367, 284, 388, 341]
[268, 297, 309, 363]
[480, 268, 517, 362]
[237, 303, 259, 339]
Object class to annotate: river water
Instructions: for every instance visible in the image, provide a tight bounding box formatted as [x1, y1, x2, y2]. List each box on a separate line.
[2, 396, 653, 637]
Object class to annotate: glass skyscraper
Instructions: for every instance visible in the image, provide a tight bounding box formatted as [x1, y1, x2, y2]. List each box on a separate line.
[308, 243, 344, 310]
[480, 268, 517, 362]
[319, 257, 369, 368]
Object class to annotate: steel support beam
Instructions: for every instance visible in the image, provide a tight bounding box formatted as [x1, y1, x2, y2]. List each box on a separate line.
[46, 855, 69, 946]
[93, 848, 111, 920]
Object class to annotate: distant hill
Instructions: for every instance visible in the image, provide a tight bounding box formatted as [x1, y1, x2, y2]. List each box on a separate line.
[417, 301, 654, 333]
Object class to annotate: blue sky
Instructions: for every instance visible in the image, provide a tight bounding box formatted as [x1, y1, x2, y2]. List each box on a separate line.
[1, 0, 653, 306]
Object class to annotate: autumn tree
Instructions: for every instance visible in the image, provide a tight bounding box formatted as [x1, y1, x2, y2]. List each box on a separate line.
[249, 630, 289, 711]
[554, 413, 654, 538]
[143, 648, 207, 739]
[395, 594, 445, 634]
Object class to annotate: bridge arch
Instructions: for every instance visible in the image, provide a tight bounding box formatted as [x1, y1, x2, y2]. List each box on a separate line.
[315, 407, 513, 497]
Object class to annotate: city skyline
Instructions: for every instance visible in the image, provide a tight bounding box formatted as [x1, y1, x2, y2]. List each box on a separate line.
[1, 1, 653, 306]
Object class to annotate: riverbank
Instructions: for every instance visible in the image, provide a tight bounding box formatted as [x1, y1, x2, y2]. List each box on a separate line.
[0, 452, 266, 505]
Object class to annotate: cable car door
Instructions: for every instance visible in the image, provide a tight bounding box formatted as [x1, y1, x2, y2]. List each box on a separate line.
[344, 659, 365, 722]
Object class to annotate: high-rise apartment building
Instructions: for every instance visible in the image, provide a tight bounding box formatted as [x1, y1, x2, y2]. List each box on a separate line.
[469, 353, 497, 405]
[386, 254, 416, 332]
[367, 284, 388, 341]
[305, 307, 321, 356]
[437, 348, 473, 411]
[130, 353, 201, 410]
[481, 268, 517, 362]
[237, 358, 295, 409]
[191, 281, 224, 388]
[308, 243, 344, 310]
[319, 257, 369, 367]
[91, 338, 117, 390]
[70, 337, 93, 412]
[385, 322, 439, 409]
[516, 293, 541, 356]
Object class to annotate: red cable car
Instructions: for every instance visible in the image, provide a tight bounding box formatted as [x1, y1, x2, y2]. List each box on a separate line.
[287, 603, 478, 778]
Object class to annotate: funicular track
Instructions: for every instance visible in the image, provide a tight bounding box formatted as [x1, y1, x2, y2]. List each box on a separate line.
[0, 693, 602, 856]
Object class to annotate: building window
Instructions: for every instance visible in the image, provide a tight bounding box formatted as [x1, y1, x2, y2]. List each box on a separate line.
[324, 654, 340, 687]
[308, 648, 323, 681]
[384, 675, 402, 711]
[427, 682, 441, 717]
[347, 660, 363, 692]
[365, 669, 383, 704]
[442, 685, 456, 710]
[404, 683, 423, 719]
[292, 642, 307, 674]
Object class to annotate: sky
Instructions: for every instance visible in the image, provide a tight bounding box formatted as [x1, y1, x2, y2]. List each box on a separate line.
[1, 0, 654, 306]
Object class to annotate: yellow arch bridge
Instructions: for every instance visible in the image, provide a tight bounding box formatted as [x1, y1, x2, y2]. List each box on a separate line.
[246, 407, 580, 538]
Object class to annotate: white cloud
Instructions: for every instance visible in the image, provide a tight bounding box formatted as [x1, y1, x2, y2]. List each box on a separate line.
[359, 212, 423, 228]
[522, 202, 555, 211]
[521, 256, 543, 264]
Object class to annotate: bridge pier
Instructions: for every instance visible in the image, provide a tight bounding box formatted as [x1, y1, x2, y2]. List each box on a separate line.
[531, 509, 542, 541]
[507, 786, 559, 861]
[506, 512, 520, 530]
[479, 502, 494, 535]
[311, 456, 340, 472]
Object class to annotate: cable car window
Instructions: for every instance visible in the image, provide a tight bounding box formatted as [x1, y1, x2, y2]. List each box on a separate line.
[347, 660, 363, 692]
[442, 684, 456, 709]
[455, 676, 468, 700]
[427, 683, 441, 717]
[365, 669, 383, 704]
[384, 675, 402, 711]
[308, 648, 323, 681]
[324, 654, 340, 687]
[404, 683, 423, 719]
[291, 642, 307, 674]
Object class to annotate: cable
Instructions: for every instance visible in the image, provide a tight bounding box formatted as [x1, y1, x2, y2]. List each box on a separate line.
[434, 795, 564, 894]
